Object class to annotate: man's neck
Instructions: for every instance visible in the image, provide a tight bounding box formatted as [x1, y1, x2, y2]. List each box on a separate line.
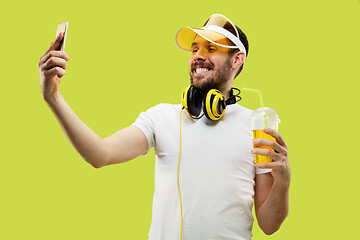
[221, 79, 235, 100]
[219, 85, 233, 100]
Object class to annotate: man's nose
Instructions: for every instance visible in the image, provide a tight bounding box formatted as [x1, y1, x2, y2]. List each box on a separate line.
[193, 48, 207, 61]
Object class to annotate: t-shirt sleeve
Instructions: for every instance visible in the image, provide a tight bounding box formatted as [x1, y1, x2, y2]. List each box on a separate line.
[255, 167, 272, 174]
[131, 105, 159, 156]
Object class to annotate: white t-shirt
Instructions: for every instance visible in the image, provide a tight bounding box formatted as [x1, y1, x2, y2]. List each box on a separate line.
[132, 103, 271, 240]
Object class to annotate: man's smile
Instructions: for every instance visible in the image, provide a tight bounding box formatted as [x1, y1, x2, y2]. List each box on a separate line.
[195, 67, 210, 74]
[192, 63, 213, 76]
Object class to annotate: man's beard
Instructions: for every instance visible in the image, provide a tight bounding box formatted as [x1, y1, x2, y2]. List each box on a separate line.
[190, 58, 233, 93]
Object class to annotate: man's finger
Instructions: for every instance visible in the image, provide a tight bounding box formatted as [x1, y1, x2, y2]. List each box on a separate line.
[252, 147, 283, 162]
[40, 32, 64, 60]
[41, 56, 67, 71]
[263, 128, 287, 148]
[255, 162, 277, 169]
[253, 138, 287, 156]
[255, 160, 283, 169]
[39, 50, 69, 67]
[44, 66, 66, 79]
[52, 32, 64, 51]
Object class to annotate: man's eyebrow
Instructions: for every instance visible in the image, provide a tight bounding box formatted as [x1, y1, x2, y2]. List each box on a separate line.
[191, 41, 212, 48]
[191, 42, 198, 48]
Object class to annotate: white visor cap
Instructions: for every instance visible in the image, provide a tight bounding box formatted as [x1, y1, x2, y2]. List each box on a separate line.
[176, 14, 247, 56]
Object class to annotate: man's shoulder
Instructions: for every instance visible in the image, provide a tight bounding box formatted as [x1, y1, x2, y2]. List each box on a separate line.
[139, 103, 182, 119]
[146, 103, 182, 113]
[228, 103, 253, 116]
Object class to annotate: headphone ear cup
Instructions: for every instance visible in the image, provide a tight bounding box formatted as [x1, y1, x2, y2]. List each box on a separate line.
[187, 86, 203, 117]
[182, 86, 202, 118]
[217, 99, 226, 115]
[203, 89, 226, 121]
[181, 87, 189, 109]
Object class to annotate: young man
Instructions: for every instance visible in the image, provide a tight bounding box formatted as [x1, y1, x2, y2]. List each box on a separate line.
[38, 14, 290, 240]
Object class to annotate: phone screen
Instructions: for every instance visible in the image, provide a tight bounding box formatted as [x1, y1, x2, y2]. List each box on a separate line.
[55, 22, 68, 51]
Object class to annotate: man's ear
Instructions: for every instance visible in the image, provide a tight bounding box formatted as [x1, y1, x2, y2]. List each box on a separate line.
[232, 51, 246, 70]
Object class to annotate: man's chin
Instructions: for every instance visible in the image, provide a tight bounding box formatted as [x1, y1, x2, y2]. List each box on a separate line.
[191, 79, 218, 93]
[191, 80, 206, 90]
[191, 74, 208, 86]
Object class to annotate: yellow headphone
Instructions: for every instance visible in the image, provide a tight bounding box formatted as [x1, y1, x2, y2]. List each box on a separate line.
[181, 85, 241, 121]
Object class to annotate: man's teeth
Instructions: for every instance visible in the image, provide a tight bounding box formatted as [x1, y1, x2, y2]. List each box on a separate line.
[195, 68, 209, 73]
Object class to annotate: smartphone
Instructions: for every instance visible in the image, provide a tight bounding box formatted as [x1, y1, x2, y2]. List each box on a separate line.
[55, 21, 68, 51]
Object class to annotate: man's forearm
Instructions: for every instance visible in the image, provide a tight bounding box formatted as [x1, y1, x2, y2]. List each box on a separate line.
[256, 181, 290, 235]
[46, 92, 108, 168]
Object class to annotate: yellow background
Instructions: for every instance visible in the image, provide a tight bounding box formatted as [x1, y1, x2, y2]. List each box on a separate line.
[1, 0, 359, 239]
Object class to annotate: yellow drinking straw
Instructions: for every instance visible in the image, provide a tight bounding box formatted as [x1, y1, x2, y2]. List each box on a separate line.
[241, 87, 268, 128]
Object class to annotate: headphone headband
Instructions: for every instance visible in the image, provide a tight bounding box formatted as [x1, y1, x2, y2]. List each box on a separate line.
[225, 87, 242, 105]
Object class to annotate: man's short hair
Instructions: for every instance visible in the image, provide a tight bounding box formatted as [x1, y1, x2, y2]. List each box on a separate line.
[228, 26, 249, 78]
